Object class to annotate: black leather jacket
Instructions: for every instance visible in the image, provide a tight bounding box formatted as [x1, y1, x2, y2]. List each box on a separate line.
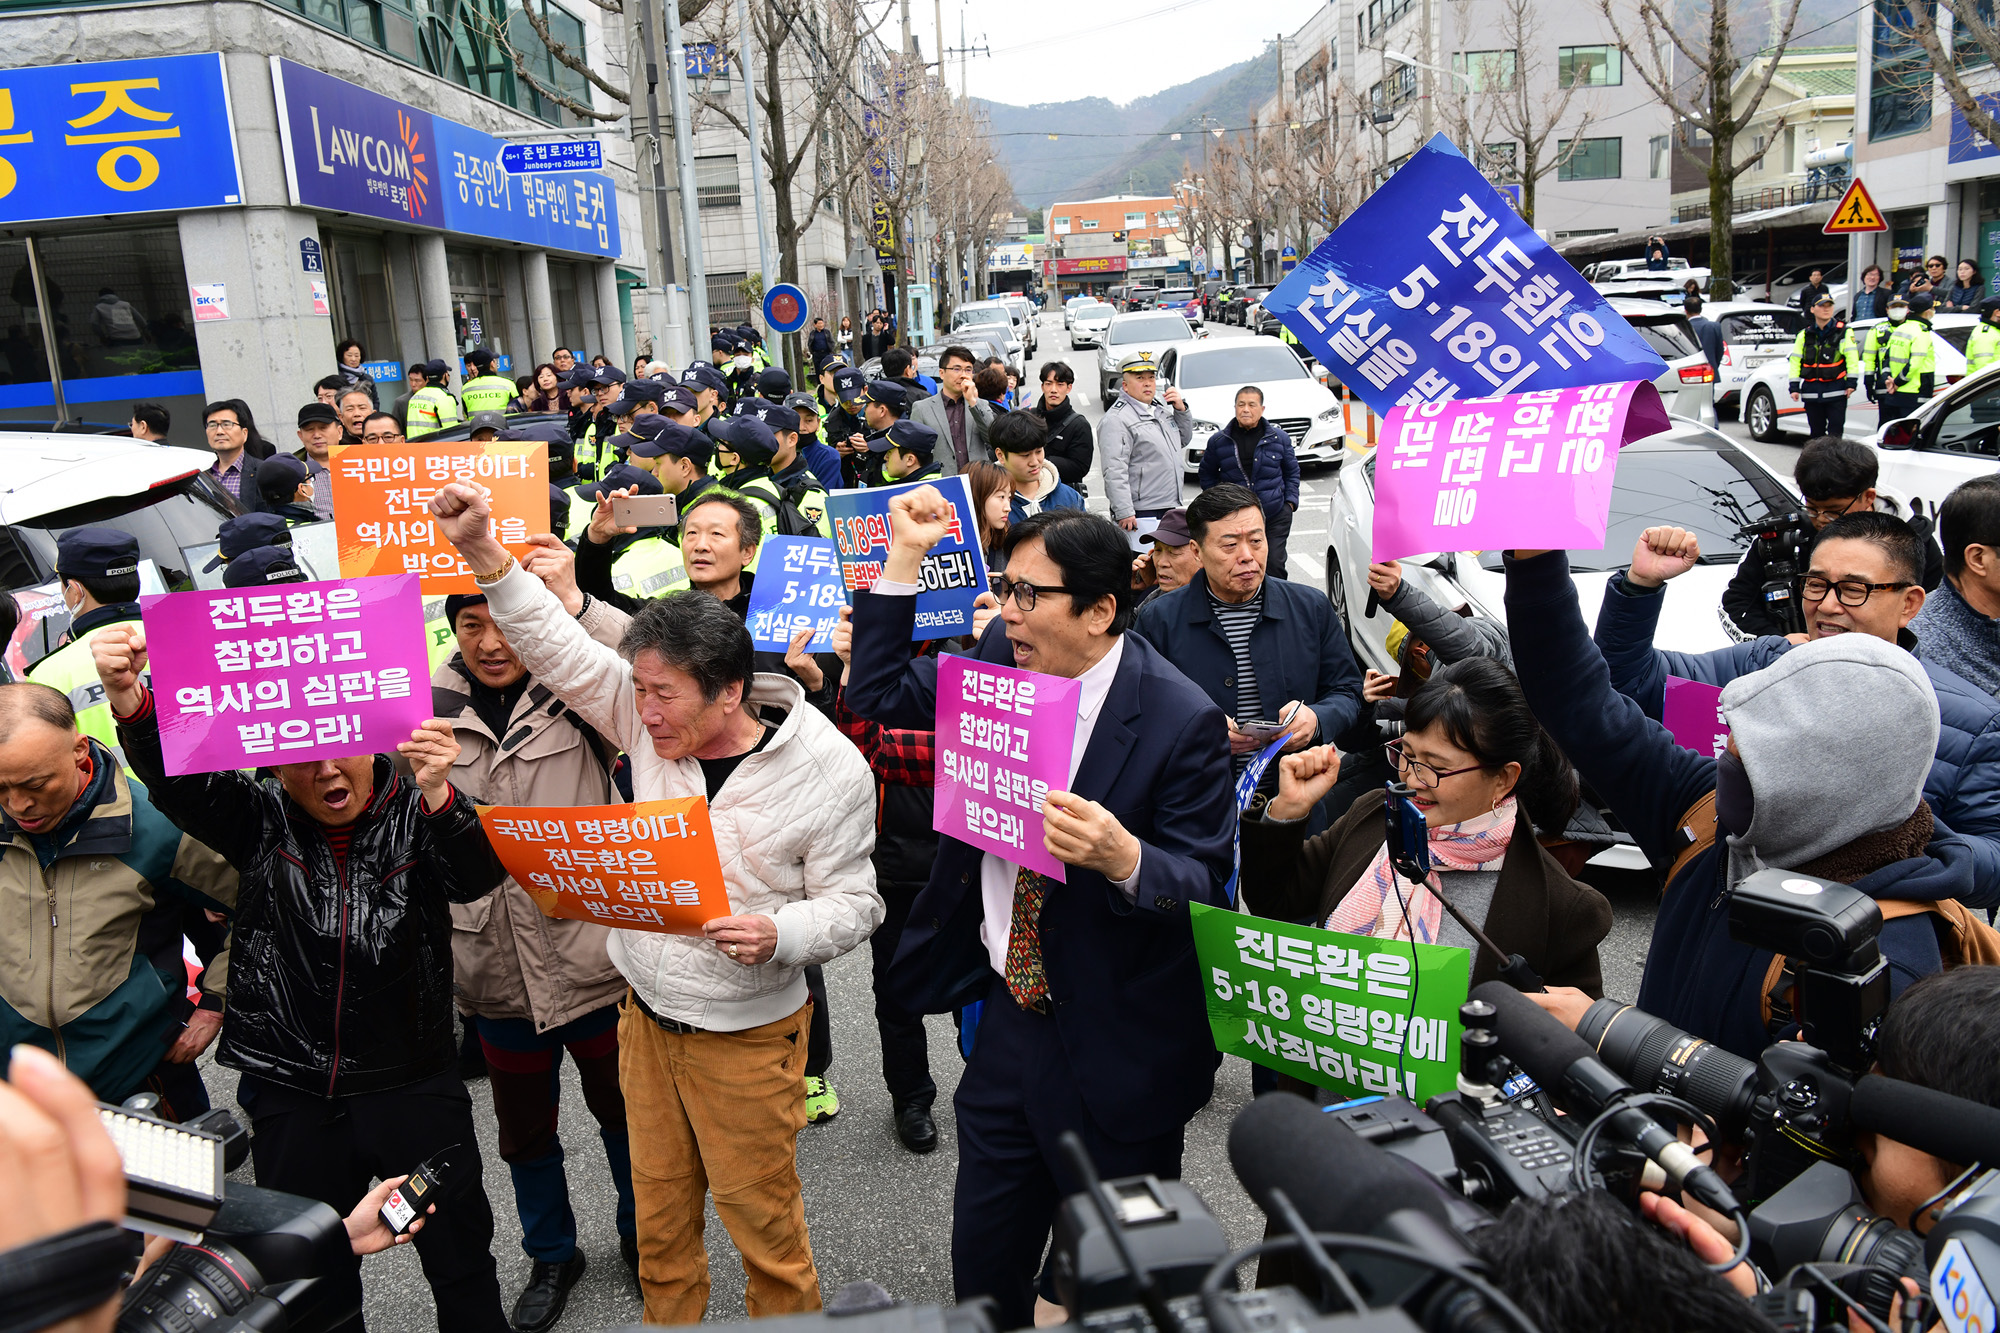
[118, 695, 505, 1096]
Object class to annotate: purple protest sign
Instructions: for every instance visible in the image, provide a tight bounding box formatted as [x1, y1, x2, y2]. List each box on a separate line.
[140, 575, 432, 775]
[1663, 675, 1730, 758]
[1370, 379, 1670, 562]
[933, 655, 1082, 882]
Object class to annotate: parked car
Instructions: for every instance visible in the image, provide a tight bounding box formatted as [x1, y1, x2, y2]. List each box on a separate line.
[946, 301, 1026, 375]
[1069, 301, 1115, 350]
[1869, 356, 2000, 516]
[1156, 286, 1204, 328]
[1224, 285, 1273, 325]
[1063, 295, 1095, 329]
[1766, 260, 1849, 311]
[1581, 257, 1697, 282]
[1604, 296, 1720, 426]
[1001, 295, 1037, 354]
[1699, 301, 1807, 416]
[1156, 336, 1348, 476]
[1740, 313, 1978, 443]
[1096, 310, 1196, 398]
[1200, 279, 1227, 319]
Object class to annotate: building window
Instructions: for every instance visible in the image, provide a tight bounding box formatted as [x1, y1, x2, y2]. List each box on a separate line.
[695, 154, 740, 209]
[1480, 142, 1518, 181]
[1366, 0, 1411, 37]
[706, 271, 749, 326]
[1081, 219, 1099, 230]
[1649, 133, 1670, 177]
[1052, 216, 1071, 233]
[1558, 45, 1622, 87]
[1451, 49, 1517, 92]
[1124, 211, 1146, 227]
[1959, 0, 1995, 67]
[1156, 211, 1177, 226]
[1871, 0, 1934, 140]
[1557, 136, 1622, 180]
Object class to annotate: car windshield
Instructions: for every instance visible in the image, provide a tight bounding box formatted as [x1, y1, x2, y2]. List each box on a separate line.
[1720, 310, 1804, 344]
[1627, 316, 1701, 360]
[1177, 345, 1312, 389]
[1473, 439, 1791, 573]
[953, 307, 1010, 328]
[1078, 304, 1112, 320]
[1939, 327, 1975, 356]
[1159, 289, 1195, 302]
[1108, 315, 1193, 345]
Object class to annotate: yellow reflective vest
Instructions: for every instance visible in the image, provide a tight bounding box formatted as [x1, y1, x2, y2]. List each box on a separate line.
[460, 373, 517, 415]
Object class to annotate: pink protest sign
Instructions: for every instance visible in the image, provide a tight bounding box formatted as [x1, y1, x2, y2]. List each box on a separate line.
[139, 575, 432, 775]
[933, 655, 1082, 882]
[1370, 379, 1670, 562]
[1663, 675, 1730, 758]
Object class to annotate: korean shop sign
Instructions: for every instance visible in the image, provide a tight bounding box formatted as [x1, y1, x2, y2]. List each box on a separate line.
[0, 54, 243, 225]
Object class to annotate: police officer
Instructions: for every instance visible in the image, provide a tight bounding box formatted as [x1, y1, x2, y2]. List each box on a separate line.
[561, 372, 604, 481]
[754, 366, 792, 402]
[26, 528, 146, 766]
[460, 347, 517, 416]
[784, 390, 846, 495]
[575, 461, 690, 603]
[1970, 300, 2000, 377]
[852, 379, 909, 487]
[1879, 290, 1938, 423]
[222, 544, 309, 588]
[254, 456, 321, 526]
[680, 362, 729, 422]
[870, 419, 945, 486]
[1787, 292, 1861, 437]
[201, 513, 293, 579]
[658, 383, 703, 429]
[408, 357, 464, 435]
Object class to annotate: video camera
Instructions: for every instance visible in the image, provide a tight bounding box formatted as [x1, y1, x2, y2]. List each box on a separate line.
[1738, 508, 1816, 636]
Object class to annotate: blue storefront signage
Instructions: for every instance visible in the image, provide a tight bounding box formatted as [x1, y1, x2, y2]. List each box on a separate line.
[1950, 97, 2000, 166]
[270, 58, 619, 259]
[1266, 134, 1667, 417]
[0, 54, 242, 226]
[499, 140, 603, 173]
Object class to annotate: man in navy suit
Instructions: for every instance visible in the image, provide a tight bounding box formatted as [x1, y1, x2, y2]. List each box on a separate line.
[844, 498, 1234, 1327]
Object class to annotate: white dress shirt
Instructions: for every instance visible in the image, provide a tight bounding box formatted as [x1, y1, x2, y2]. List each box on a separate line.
[871, 580, 1141, 975]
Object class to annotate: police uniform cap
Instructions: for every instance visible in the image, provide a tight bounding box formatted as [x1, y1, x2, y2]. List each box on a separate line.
[863, 379, 908, 412]
[871, 419, 938, 458]
[580, 462, 664, 502]
[832, 367, 868, 402]
[755, 367, 793, 399]
[223, 546, 307, 588]
[466, 410, 508, 434]
[715, 414, 779, 463]
[202, 514, 293, 570]
[257, 455, 311, 504]
[659, 385, 700, 415]
[57, 527, 141, 580]
[1909, 291, 1935, 313]
[1118, 351, 1159, 375]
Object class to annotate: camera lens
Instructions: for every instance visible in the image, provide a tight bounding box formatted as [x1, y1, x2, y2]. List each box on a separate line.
[1816, 1206, 1927, 1321]
[118, 1239, 263, 1333]
[1577, 1001, 1760, 1139]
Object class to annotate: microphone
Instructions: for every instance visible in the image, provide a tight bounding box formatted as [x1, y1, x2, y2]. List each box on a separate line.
[1851, 1075, 2000, 1168]
[1471, 981, 1742, 1218]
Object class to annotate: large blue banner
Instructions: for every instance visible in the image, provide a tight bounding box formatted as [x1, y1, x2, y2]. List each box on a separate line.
[271, 59, 618, 259]
[1266, 134, 1667, 417]
[826, 475, 989, 640]
[0, 54, 242, 226]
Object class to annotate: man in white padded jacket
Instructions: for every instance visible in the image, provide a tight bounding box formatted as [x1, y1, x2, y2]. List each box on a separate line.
[427, 480, 883, 1326]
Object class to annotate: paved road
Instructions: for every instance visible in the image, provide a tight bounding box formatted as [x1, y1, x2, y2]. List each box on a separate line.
[204, 316, 1803, 1331]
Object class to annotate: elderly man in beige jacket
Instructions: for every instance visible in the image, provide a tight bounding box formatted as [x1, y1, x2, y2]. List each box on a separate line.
[428, 481, 883, 1327]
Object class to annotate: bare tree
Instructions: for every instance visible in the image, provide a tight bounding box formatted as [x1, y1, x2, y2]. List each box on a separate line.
[836, 54, 955, 338]
[1602, 0, 1805, 298]
[1432, 0, 1597, 227]
[1878, 2, 2000, 152]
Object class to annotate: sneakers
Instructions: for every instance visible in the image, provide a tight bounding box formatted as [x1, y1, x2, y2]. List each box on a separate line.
[510, 1254, 586, 1333]
[804, 1074, 840, 1123]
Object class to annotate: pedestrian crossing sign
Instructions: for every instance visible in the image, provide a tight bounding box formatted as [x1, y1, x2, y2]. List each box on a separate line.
[1824, 178, 1888, 234]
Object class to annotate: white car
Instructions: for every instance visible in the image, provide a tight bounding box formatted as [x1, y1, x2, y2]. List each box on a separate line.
[1323, 419, 1801, 867]
[947, 301, 1025, 375]
[1741, 314, 1979, 443]
[1603, 296, 1721, 427]
[1063, 295, 1095, 330]
[1154, 336, 1348, 476]
[1001, 295, 1037, 354]
[1702, 301, 1807, 415]
[1581, 258, 1701, 283]
[1069, 302, 1114, 350]
[1864, 357, 2000, 515]
[1097, 310, 1196, 398]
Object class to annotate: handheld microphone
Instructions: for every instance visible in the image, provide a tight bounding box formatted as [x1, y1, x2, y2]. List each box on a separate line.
[1850, 1075, 2000, 1168]
[1471, 981, 1742, 1219]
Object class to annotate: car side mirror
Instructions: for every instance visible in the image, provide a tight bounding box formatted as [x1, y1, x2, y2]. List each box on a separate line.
[1880, 419, 1919, 451]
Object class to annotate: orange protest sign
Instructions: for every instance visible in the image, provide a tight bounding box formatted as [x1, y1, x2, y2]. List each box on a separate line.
[478, 798, 731, 936]
[328, 441, 547, 593]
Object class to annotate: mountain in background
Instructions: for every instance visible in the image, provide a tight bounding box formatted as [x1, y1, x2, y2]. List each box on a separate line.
[977, 49, 1277, 211]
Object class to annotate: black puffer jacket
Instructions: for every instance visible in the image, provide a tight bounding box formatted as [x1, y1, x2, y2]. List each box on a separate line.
[1028, 396, 1095, 488]
[118, 696, 505, 1096]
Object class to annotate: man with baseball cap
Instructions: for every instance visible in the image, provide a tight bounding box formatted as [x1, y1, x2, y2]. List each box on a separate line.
[461, 348, 517, 416]
[682, 362, 729, 420]
[658, 383, 702, 428]
[408, 357, 464, 435]
[27, 528, 147, 763]
[1097, 350, 1192, 548]
[1788, 291, 1862, 438]
[783, 391, 846, 494]
[464, 410, 507, 443]
[292, 402, 340, 520]
[255, 456, 320, 525]
[203, 513, 294, 573]
[870, 419, 944, 486]
[1879, 289, 1938, 423]
[852, 380, 909, 487]
[1136, 509, 1200, 607]
[222, 546, 309, 588]
[754, 367, 792, 401]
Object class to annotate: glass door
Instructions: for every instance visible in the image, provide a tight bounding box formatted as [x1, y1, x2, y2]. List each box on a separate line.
[446, 246, 509, 368]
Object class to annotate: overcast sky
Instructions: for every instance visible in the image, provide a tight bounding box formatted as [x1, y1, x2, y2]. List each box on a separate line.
[895, 0, 1318, 109]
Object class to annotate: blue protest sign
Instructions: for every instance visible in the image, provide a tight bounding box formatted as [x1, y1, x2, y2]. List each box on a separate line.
[1220, 733, 1289, 906]
[826, 474, 989, 640]
[745, 536, 846, 651]
[1265, 134, 1667, 417]
[500, 140, 604, 173]
[0, 54, 242, 226]
[763, 283, 811, 334]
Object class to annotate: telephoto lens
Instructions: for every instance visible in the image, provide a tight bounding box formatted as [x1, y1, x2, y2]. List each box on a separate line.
[1576, 999, 1760, 1141]
[1749, 1162, 1925, 1324]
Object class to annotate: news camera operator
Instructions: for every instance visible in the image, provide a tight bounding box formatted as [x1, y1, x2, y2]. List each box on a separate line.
[1503, 547, 1973, 1060]
[1601, 514, 2000, 913]
[92, 627, 515, 1333]
[1722, 436, 1944, 640]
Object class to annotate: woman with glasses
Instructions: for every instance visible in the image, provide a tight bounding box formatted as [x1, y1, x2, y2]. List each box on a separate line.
[1240, 657, 1612, 995]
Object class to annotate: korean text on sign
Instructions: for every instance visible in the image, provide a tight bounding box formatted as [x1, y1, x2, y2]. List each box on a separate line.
[140, 575, 431, 776]
[479, 798, 731, 936]
[1663, 676, 1730, 758]
[744, 536, 847, 652]
[1370, 379, 1669, 562]
[328, 441, 548, 594]
[933, 655, 1080, 883]
[1263, 133, 1668, 419]
[1189, 903, 1471, 1102]
[825, 474, 989, 640]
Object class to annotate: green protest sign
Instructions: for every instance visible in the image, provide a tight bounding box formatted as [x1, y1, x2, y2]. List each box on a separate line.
[1190, 902, 1472, 1102]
